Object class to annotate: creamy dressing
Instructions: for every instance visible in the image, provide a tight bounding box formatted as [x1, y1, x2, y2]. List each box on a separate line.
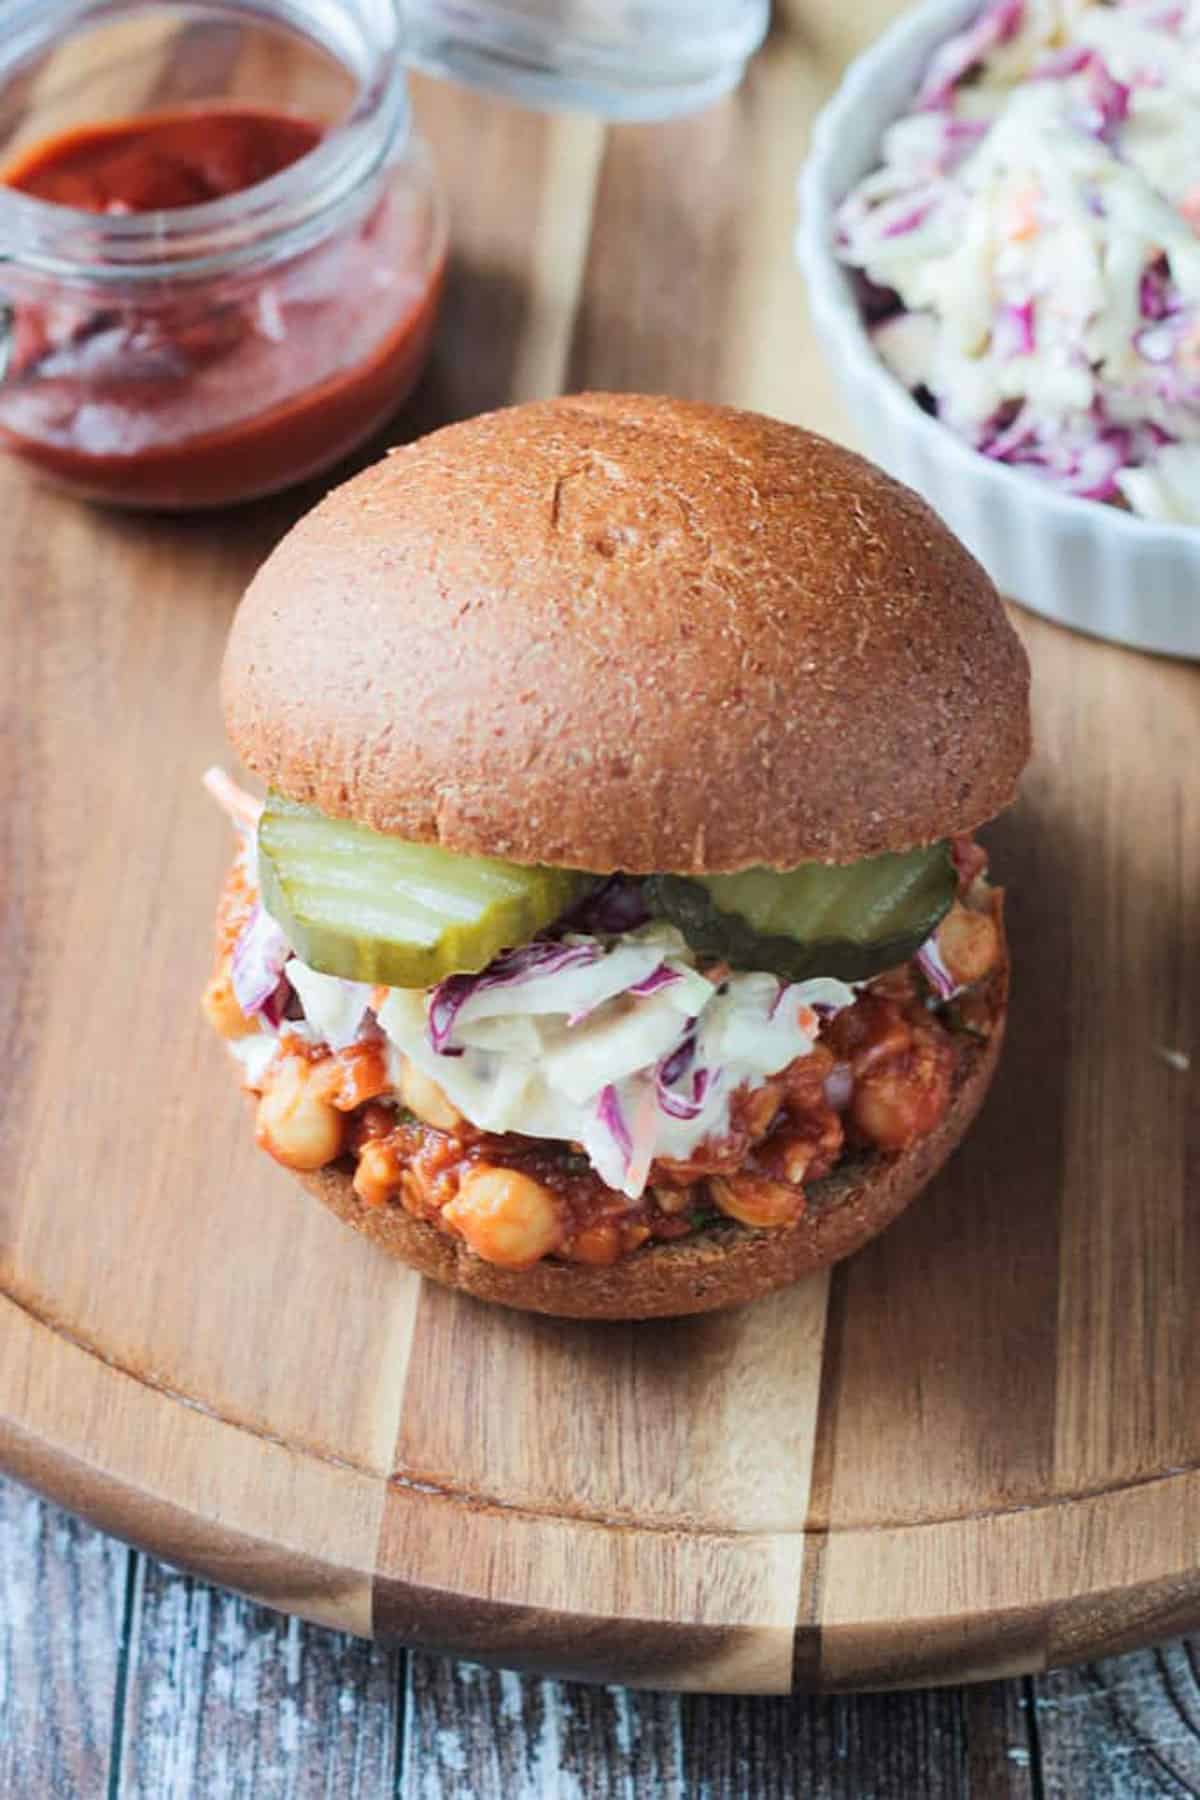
[234, 918, 856, 1201]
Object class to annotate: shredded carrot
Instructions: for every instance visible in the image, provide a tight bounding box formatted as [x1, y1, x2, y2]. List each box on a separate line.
[1006, 184, 1041, 242]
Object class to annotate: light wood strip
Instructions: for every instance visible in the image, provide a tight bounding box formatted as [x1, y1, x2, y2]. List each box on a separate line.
[391, 1280, 828, 1531]
[381, 1280, 825, 1691]
[376, 1485, 804, 1693]
[507, 111, 607, 405]
[566, 100, 747, 399]
[716, 25, 845, 431]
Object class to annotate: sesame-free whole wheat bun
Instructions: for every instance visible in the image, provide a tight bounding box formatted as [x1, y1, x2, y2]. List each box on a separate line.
[223, 394, 1030, 872]
[213, 395, 1030, 1317]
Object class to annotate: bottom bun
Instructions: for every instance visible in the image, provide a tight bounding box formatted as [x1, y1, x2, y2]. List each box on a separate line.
[298, 937, 1008, 1319]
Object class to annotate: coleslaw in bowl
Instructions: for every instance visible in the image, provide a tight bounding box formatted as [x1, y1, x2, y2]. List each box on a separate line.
[797, 0, 1200, 658]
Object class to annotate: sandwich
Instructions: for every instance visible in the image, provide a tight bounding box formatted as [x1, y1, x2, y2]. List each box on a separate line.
[203, 394, 1030, 1318]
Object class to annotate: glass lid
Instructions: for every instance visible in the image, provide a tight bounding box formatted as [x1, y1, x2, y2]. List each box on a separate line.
[403, 0, 770, 120]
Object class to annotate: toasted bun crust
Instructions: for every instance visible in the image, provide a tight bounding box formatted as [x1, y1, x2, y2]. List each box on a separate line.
[294, 918, 1008, 1320]
[223, 395, 1030, 873]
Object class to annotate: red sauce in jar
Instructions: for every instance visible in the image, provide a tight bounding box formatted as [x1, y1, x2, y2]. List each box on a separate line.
[4, 106, 321, 210]
[0, 106, 444, 508]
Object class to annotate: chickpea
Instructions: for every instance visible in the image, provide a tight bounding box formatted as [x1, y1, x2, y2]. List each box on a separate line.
[709, 1176, 803, 1229]
[399, 1171, 432, 1221]
[443, 1166, 563, 1269]
[255, 1056, 345, 1171]
[852, 1040, 952, 1153]
[201, 967, 255, 1040]
[569, 1223, 622, 1266]
[397, 1056, 463, 1133]
[935, 901, 1001, 988]
[353, 1140, 402, 1209]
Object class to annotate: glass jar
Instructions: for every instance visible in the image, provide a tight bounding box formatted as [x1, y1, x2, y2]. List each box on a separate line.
[0, 0, 446, 509]
[0, 0, 767, 510]
[404, 2, 771, 121]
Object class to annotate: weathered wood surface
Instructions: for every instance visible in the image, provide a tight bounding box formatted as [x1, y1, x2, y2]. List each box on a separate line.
[11, 1479, 1200, 1797]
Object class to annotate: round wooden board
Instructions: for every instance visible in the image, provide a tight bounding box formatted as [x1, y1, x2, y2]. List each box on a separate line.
[2, 10, 1197, 1697]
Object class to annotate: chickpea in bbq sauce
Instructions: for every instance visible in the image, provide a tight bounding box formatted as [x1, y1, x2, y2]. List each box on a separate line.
[0, 97, 445, 509]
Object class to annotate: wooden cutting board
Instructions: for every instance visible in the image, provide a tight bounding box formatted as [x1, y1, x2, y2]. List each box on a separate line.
[2, 7, 1197, 1696]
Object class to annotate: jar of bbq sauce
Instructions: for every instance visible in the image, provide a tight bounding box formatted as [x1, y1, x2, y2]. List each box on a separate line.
[0, 1, 445, 508]
[0, 0, 766, 510]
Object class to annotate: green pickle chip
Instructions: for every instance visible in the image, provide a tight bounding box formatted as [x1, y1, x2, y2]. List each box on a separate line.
[646, 844, 956, 983]
[257, 793, 592, 988]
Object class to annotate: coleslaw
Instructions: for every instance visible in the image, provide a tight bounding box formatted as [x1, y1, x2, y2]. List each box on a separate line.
[239, 909, 856, 1202]
[835, 0, 1200, 522]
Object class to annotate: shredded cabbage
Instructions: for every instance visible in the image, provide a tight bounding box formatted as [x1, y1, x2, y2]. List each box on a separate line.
[837, 0, 1200, 522]
[231, 904, 291, 1025]
[355, 921, 857, 1201]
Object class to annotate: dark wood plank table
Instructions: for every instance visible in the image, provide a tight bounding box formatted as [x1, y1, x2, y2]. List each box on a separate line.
[5, 1477, 1199, 1796]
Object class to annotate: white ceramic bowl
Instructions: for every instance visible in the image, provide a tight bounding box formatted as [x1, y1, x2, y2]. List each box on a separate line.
[796, 0, 1200, 660]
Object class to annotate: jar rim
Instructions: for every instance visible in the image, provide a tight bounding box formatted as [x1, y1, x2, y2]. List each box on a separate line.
[0, 0, 412, 285]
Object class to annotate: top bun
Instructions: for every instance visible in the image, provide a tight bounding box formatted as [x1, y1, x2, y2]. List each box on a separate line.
[223, 395, 1030, 872]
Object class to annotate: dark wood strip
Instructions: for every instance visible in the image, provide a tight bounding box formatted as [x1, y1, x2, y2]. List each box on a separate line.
[114, 1548, 401, 1797]
[678, 1687, 974, 1798]
[0, 1479, 127, 1798]
[806, 614, 1068, 1586]
[966, 1680, 1039, 1799]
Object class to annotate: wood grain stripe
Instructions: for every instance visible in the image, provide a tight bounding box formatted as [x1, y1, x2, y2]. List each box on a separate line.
[799, 612, 1070, 1684]
[3, 15, 190, 161]
[377, 1491, 803, 1693]
[376, 1280, 830, 1691]
[566, 100, 748, 399]
[507, 111, 606, 404]
[817, 1469, 1200, 1690]
[1049, 625, 1200, 1495]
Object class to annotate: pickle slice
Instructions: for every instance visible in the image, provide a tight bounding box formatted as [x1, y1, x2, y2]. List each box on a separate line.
[258, 794, 592, 988]
[646, 845, 955, 983]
